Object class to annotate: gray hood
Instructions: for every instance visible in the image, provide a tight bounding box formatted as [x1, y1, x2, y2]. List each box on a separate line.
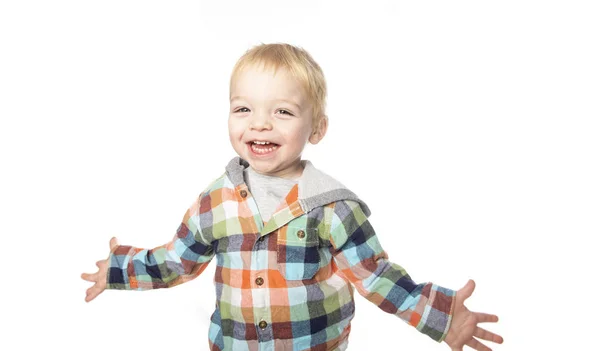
[225, 156, 371, 217]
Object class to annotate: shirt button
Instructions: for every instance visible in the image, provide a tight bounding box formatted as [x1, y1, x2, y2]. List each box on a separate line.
[297, 229, 305, 239]
[240, 190, 248, 198]
[258, 235, 265, 242]
[258, 320, 268, 329]
[255, 277, 264, 286]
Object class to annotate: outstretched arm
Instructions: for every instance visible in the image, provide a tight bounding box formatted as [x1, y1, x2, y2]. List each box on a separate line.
[328, 200, 503, 349]
[81, 193, 215, 301]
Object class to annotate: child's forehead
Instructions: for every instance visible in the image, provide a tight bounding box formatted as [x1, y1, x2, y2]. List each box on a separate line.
[231, 64, 308, 100]
[234, 63, 297, 84]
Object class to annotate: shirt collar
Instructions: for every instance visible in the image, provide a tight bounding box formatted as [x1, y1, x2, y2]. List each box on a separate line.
[225, 156, 371, 217]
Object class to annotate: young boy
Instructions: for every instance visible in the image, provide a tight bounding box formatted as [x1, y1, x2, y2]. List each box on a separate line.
[82, 43, 503, 351]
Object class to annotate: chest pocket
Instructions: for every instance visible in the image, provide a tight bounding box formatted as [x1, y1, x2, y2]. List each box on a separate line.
[276, 224, 320, 280]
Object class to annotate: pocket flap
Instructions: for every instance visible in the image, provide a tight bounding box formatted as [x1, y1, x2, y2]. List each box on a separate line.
[278, 225, 319, 246]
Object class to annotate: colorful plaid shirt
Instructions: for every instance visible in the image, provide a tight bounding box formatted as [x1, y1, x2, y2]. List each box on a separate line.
[107, 157, 456, 351]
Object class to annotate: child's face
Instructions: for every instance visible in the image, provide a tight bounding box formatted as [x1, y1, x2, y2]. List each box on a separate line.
[229, 65, 320, 179]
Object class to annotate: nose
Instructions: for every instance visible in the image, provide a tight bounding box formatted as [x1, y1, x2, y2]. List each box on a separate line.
[249, 110, 272, 131]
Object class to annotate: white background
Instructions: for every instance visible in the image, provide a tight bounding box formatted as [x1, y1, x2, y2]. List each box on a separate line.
[1, 1, 598, 350]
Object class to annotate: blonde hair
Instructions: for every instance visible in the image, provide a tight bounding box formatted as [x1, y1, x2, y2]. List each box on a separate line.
[230, 43, 327, 132]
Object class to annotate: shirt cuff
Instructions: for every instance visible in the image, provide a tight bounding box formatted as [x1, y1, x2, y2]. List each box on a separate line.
[414, 283, 456, 342]
[105, 245, 135, 290]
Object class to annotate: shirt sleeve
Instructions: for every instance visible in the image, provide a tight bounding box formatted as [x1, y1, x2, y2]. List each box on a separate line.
[105, 193, 215, 290]
[328, 199, 456, 342]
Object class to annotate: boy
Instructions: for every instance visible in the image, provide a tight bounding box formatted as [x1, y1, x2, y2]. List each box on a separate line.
[82, 43, 503, 351]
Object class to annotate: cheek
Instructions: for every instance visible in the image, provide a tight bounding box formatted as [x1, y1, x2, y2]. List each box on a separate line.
[281, 129, 311, 148]
[228, 118, 245, 139]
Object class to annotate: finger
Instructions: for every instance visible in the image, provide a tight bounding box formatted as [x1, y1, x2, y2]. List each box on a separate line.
[458, 279, 476, 303]
[475, 312, 499, 323]
[110, 237, 119, 251]
[85, 285, 103, 303]
[96, 260, 106, 268]
[466, 337, 491, 351]
[85, 285, 96, 301]
[475, 327, 504, 344]
[81, 272, 98, 282]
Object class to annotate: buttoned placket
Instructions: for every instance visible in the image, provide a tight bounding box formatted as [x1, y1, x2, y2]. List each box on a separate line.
[254, 228, 272, 345]
[240, 186, 272, 346]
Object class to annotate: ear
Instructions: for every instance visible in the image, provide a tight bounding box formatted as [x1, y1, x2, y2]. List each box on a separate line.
[308, 116, 328, 144]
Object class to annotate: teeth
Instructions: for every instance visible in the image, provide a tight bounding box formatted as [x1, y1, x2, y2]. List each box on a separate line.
[253, 141, 271, 145]
[251, 143, 278, 153]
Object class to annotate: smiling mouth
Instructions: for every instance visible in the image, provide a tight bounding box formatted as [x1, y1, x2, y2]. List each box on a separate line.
[247, 141, 280, 154]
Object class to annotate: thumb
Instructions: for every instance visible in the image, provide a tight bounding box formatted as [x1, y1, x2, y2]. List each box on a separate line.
[109, 236, 119, 251]
[457, 279, 476, 302]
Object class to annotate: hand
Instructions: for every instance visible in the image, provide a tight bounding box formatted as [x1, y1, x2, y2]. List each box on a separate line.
[81, 237, 119, 302]
[444, 280, 504, 351]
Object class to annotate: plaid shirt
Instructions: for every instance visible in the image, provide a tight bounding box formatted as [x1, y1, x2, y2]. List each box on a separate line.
[107, 157, 456, 351]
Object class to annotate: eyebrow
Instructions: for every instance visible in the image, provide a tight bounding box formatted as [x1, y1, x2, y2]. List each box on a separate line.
[230, 96, 303, 111]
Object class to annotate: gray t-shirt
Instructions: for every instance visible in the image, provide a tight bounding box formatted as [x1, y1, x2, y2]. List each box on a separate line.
[243, 166, 299, 221]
